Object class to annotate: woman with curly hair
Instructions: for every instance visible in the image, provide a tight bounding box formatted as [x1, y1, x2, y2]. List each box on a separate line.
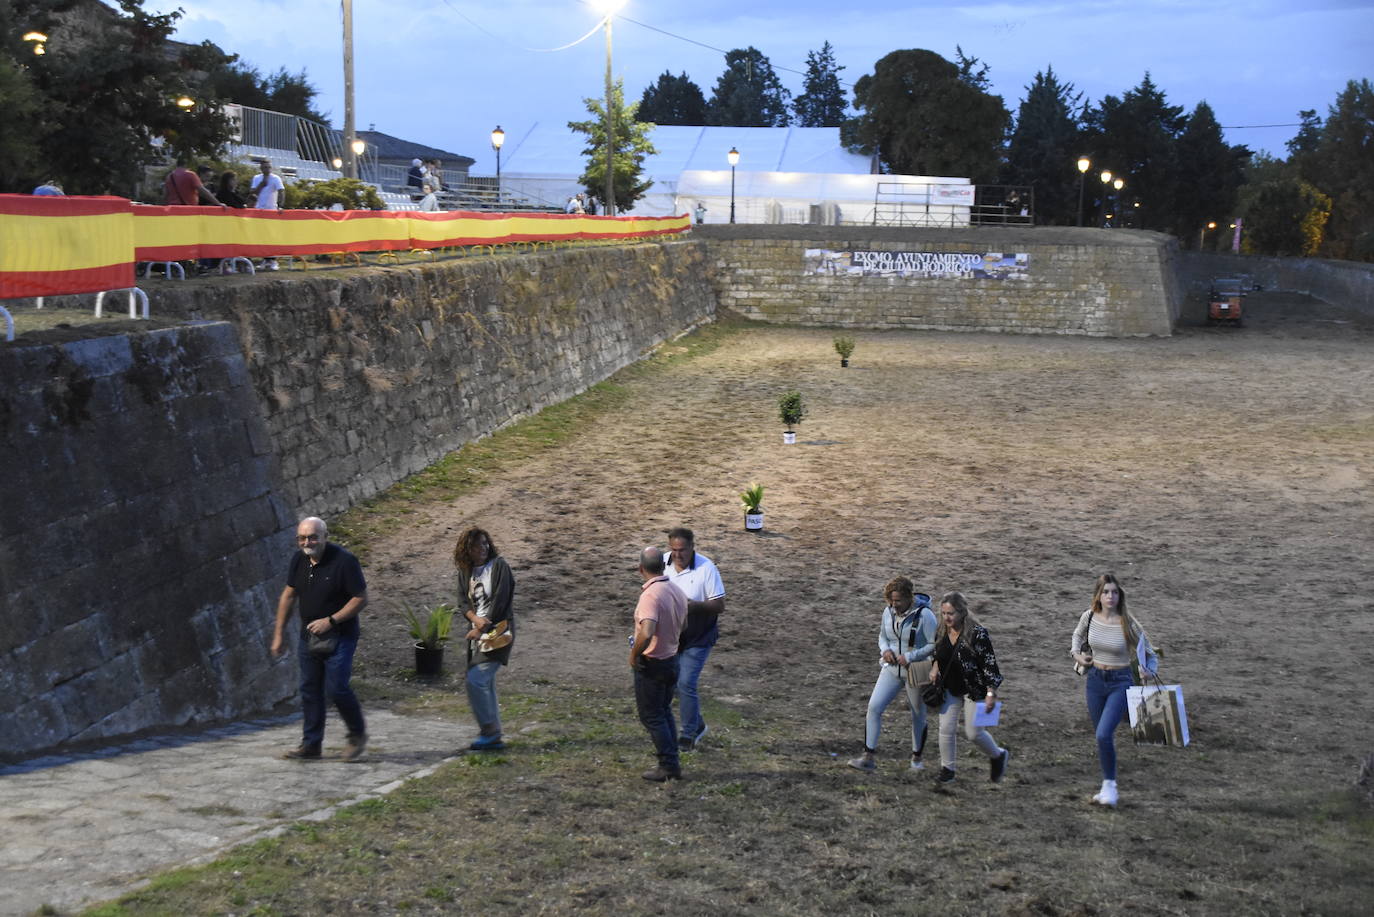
[453, 527, 515, 751]
[1071, 573, 1159, 807]
[847, 576, 938, 773]
[928, 591, 1010, 784]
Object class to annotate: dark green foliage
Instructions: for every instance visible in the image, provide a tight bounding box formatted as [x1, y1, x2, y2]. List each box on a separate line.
[636, 71, 706, 125]
[1174, 101, 1251, 247]
[201, 58, 329, 124]
[1240, 178, 1331, 256]
[568, 78, 657, 211]
[1002, 66, 1085, 225]
[793, 41, 847, 127]
[707, 47, 791, 127]
[847, 48, 1008, 181]
[280, 176, 384, 211]
[1306, 80, 1374, 260]
[1081, 73, 1185, 232]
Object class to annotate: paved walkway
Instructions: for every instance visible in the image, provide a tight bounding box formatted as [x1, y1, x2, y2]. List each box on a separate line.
[0, 711, 470, 916]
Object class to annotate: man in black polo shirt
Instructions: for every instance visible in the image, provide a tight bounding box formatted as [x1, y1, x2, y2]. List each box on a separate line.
[271, 516, 369, 761]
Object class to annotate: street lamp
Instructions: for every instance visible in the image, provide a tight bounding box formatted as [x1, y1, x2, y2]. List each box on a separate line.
[491, 126, 505, 204]
[351, 137, 366, 180]
[1098, 170, 1112, 227]
[175, 95, 195, 110]
[728, 147, 740, 223]
[332, 157, 343, 170]
[592, 0, 628, 217]
[22, 31, 47, 55]
[1076, 156, 1091, 227]
[1199, 220, 1217, 250]
[1110, 177, 1124, 227]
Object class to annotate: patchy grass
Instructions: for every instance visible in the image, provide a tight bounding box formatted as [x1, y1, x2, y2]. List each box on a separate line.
[332, 319, 746, 563]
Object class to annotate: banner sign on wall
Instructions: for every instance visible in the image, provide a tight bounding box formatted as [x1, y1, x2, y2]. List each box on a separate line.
[803, 248, 1030, 279]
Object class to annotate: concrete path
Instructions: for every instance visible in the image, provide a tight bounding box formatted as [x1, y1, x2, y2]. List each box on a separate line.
[0, 711, 471, 916]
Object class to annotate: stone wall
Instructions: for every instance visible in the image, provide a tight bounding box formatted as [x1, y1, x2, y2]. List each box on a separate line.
[698, 225, 1182, 336]
[0, 239, 717, 758]
[1179, 252, 1374, 315]
[0, 324, 296, 758]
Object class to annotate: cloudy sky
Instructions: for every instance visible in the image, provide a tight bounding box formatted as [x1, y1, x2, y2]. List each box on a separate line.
[169, 0, 1372, 173]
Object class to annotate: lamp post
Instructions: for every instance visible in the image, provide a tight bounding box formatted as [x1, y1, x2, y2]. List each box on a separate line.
[1110, 177, 1124, 227]
[1199, 220, 1216, 250]
[592, 0, 627, 217]
[491, 126, 505, 201]
[351, 137, 366, 181]
[728, 147, 740, 223]
[1097, 170, 1112, 227]
[23, 31, 47, 55]
[1076, 156, 1091, 227]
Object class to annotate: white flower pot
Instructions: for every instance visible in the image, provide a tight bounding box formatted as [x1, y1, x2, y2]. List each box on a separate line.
[783, 431, 796, 444]
[744, 511, 764, 532]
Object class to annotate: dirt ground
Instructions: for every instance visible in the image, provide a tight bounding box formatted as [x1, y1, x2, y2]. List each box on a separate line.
[335, 291, 1373, 916]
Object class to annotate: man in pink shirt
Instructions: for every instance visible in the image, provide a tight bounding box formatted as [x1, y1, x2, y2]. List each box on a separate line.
[630, 545, 688, 781]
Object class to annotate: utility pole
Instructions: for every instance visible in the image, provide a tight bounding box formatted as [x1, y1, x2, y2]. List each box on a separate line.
[602, 14, 615, 217]
[342, 0, 358, 180]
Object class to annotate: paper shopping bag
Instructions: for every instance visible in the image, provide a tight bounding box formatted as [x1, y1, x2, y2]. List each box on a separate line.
[1127, 683, 1190, 747]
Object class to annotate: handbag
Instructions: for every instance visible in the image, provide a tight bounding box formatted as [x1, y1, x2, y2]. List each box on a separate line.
[1073, 610, 1092, 676]
[1127, 678, 1190, 747]
[306, 630, 338, 656]
[921, 678, 945, 708]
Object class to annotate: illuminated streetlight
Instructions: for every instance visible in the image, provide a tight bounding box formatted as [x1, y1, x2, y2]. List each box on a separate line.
[728, 147, 740, 224]
[23, 31, 47, 55]
[1076, 156, 1091, 227]
[332, 157, 343, 170]
[176, 96, 195, 109]
[491, 126, 505, 203]
[1098, 170, 1113, 227]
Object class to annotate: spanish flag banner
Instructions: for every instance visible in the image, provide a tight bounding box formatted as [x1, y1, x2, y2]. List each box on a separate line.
[0, 195, 135, 298]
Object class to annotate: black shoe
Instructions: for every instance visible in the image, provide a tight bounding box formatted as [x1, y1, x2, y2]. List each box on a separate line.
[935, 767, 956, 784]
[282, 744, 321, 760]
[991, 747, 1011, 783]
[642, 766, 683, 782]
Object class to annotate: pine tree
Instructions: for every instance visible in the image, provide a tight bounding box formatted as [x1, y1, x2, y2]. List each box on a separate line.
[1306, 79, 1374, 260]
[1082, 73, 1185, 232]
[1174, 101, 1251, 248]
[568, 78, 658, 212]
[707, 47, 791, 127]
[793, 41, 847, 127]
[636, 71, 707, 125]
[1002, 67, 1084, 225]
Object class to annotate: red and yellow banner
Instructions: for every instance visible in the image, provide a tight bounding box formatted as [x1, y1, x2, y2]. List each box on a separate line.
[0, 195, 135, 298]
[0, 194, 691, 300]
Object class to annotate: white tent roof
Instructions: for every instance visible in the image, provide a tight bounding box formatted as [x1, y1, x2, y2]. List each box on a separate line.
[500, 124, 872, 180]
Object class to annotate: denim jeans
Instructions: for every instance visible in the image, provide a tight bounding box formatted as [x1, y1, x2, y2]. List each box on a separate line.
[466, 661, 503, 738]
[863, 666, 928, 754]
[1086, 666, 1133, 779]
[676, 642, 712, 741]
[298, 632, 365, 747]
[634, 655, 680, 770]
[935, 690, 1000, 770]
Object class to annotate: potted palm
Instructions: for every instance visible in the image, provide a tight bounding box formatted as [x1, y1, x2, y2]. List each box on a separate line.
[403, 602, 455, 677]
[834, 336, 856, 367]
[778, 389, 806, 444]
[741, 482, 765, 532]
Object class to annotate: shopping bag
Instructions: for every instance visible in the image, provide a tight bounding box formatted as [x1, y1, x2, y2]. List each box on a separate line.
[1127, 683, 1190, 747]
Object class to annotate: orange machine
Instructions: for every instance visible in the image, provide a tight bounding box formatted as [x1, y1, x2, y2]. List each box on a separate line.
[1208, 276, 1245, 325]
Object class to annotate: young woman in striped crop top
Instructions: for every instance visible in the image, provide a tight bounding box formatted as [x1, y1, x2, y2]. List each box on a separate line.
[1070, 573, 1158, 808]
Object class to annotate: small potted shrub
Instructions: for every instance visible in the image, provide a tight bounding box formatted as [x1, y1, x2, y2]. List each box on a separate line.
[834, 335, 856, 367]
[403, 602, 455, 677]
[778, 389, 806, 444]
[741, 482, 765, 532]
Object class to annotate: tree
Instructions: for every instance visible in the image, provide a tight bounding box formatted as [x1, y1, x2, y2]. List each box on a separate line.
[846, 48, 1009, 181]
[793, 41, 847, 127]
[954, 45, 991, 91]
[1173, 101, 1251, 248]
[1306, 79, 1374, 260]
[707, 47, 791, 127]
[1, 0, 234, 195]
[200, 57, 328, 124]
[568, 77, 657, 212]
[636, 71, 706, 125]
[1002, 66, 1084, 225]
[1082, 73, 1185, 232]
[1240, 178, 1330, 256]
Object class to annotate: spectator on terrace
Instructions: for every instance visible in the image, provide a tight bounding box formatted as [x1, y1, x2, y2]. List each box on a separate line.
[32, 180, 63, 196]
[164, 159, 224, 206]
[406, 158, 425, 192]
[249, 161, 285, 271]
[217, 171, 246, 209]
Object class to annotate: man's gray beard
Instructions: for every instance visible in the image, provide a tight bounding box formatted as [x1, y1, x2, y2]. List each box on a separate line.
[303, 544, 325, 559]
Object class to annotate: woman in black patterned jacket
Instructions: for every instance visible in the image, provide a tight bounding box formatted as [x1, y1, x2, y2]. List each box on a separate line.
[928, 591, 1011, 784]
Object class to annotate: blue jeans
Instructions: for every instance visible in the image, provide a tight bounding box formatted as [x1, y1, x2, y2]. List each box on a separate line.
[1086, 667, 1133, 780]
[676, 642, 712, 741]
[298, 632, 365, 747]
[466, 661, 503, 738]
[634, 655, 680, 770]
[863, 666, 928, 754]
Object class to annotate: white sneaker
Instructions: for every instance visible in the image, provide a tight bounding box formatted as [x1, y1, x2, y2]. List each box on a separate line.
[1091, 780, 1119, 807]
[909, 757, 925, 771]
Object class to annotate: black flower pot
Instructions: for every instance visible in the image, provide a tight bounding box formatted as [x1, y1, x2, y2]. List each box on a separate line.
[415, 643, 444, 677]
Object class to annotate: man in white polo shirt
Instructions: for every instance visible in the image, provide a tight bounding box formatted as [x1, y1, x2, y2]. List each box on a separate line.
[663, 526, 726, 751]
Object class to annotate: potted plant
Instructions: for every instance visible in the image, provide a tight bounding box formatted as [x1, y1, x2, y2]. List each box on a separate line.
[778, 389, 806, 444]
[741, 482, 765, 532]
[834, 335, 856, 367]
[402, 602, 455, 677]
